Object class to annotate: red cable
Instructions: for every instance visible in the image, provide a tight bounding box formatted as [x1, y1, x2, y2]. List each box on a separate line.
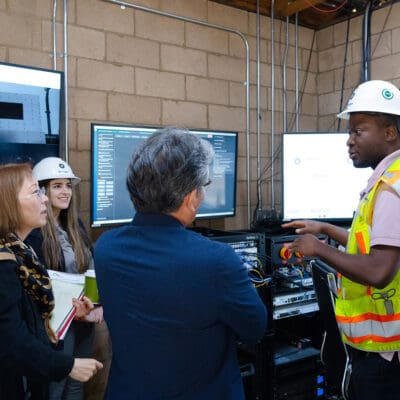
[304, 0, 349, 13]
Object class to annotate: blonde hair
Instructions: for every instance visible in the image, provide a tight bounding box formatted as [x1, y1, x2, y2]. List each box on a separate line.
[0, 163, 32, 239]
[40, 181, 92, 273]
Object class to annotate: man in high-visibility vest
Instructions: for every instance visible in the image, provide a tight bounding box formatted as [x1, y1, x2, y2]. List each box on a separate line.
[283, 80, 400, 400]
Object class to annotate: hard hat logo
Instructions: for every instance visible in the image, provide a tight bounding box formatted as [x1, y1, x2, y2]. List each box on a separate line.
[382, 89, 394, 100]
[59, 163, 65, 169]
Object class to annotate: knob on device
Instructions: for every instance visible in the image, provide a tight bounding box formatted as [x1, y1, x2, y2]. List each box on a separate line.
[279, 246, 303, 260]
[279, 247, 291, 260]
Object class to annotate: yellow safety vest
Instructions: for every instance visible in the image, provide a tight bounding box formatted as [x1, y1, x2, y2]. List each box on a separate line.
[336, 157, 400, 352]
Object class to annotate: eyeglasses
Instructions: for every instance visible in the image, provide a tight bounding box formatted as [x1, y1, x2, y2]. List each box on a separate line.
[202, 180, 212, 187]
[32, 187, 46, 198]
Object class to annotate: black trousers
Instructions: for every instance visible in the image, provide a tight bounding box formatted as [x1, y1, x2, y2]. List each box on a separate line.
[348, 347, 400, 400]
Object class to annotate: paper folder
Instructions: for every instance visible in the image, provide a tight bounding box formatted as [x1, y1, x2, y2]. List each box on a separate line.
[48, 270, 85, 340]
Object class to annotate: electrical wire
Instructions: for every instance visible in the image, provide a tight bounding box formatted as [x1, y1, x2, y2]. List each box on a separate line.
[286, 31, 316, 133]
[248, 268, 272, 288]
[334, 0, 394, 132]
[370, 0, 394, 57]
[304, 0, 348, 13]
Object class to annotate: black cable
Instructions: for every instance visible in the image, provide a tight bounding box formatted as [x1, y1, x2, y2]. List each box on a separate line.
[337, 5, 352, 132]
[362, 0, 373, 82]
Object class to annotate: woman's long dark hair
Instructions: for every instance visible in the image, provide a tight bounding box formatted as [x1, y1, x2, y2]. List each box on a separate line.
[40, 180, 92, 273]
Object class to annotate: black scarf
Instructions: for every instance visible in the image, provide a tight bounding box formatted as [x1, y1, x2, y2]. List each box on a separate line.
[0, 233, 57, 344]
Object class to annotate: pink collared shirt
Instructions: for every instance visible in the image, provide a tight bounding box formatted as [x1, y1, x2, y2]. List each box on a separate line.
[358, 149, 400, 361]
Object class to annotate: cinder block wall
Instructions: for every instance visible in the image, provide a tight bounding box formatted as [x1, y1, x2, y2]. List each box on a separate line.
[316, 2, 400, 131]
[9, 0, 391, 236]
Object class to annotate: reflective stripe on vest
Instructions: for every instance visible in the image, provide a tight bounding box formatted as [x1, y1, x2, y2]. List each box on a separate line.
[336, 157, 400, 352]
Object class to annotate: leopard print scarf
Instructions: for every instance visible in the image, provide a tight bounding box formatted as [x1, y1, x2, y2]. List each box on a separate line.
[0, 233, 57, 344]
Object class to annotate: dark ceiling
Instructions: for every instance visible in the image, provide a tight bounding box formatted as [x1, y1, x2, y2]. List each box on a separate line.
[210, 0, 396, 30]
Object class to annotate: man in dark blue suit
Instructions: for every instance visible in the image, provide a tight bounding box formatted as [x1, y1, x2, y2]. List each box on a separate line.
[94, 127, 267, 400]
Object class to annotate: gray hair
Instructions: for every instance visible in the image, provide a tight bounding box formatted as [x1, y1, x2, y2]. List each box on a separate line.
[126, 127, 214, 213]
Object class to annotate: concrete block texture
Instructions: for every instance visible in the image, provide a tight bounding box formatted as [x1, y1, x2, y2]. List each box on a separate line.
[318, 91, 342, 116]
[76, 120, 92, 151]
[9, 48, 53, 70]
[207, 1, 249, 34]
[108, 93, 161, 125]
[161, 44, 207, 76]
[209, 104, 245, 132]
[160, 0, 208, 21]
[162, 100, 207, 128]
[370, 30, 392, 59]
[7, 0, 53, 19]
[208, 54, 246, 82]
[186, 76, 229, 105]
[186, 24, 229, 55]
[317, 25, 334, 51]
[136, 68, 185, 100]
[372, 2, 400, 32]
[68, 25, 105, 60]
[69, 88, 107, 120]
[77, 59, 134, 93]
[69, 150, 90, 182]
[0, 45, 6, 60]
[319, 44, 348, 72]
[0, 12, 42, 49]
[393, 27, 400, 54]
[135, 10, 184, 45]
[107, 33, 160, 69]
[371, 53, 400, 81]
[77, 0, 134, 35]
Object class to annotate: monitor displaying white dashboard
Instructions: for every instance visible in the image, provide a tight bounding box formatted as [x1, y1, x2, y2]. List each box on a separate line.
[91, 124, 238, 227]
[0, 61, 63, 165]
[282, 131, 372, 222]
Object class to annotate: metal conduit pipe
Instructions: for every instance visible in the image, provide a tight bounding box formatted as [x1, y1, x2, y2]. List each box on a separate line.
[101, 0, 252, 226]
[270, 0, 275, 209]
[52, 0, 57, 70]
[282, 17, 289, 133]
[295, 12, 299, 132]
[256, 0, 262, 209]
[52, 0, 69, 161]
[63, 0, 69, 162]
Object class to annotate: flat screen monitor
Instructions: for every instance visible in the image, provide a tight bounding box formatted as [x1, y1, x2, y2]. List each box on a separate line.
[282, 131, 372, 222]
[0, 62, 63, 165]
[91, 124, 238, 227]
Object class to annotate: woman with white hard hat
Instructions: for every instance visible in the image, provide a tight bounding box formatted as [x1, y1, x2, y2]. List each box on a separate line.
[25, 157, 104, 400]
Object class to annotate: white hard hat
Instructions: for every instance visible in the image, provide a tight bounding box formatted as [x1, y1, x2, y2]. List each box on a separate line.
[337, 80, 400, 119]
[33, 157, 81, 185]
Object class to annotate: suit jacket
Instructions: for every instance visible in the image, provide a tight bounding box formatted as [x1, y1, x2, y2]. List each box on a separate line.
[94, 213, 267, 400]
[0, 259, 73, 400]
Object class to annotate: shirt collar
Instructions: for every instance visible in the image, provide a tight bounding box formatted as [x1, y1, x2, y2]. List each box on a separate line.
[361, 149, 400, 197]
[132, 212, 184, 228]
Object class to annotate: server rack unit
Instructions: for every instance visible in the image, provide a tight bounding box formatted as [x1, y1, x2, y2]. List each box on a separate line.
[264, 233, 327, 400]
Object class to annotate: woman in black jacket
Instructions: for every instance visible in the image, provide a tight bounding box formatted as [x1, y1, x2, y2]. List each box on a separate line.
[0, 163, 102, 399]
